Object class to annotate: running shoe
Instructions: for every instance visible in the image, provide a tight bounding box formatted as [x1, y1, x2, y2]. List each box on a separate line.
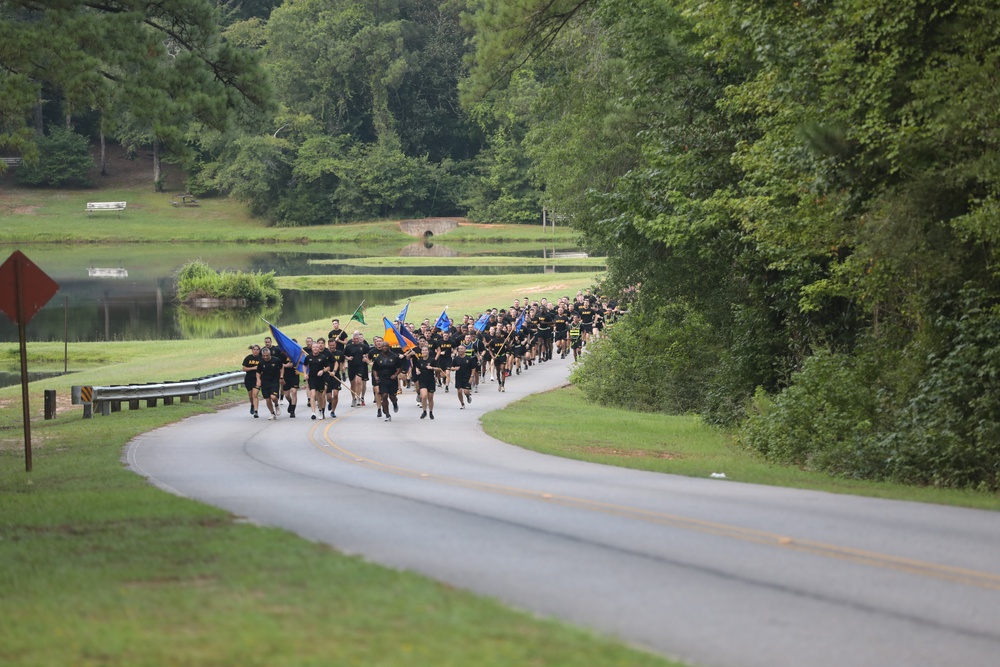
[250, 405, 254, 415]
[361, 398, 366, 406]
[320, 409, 325, 419]
[420, 410, 427, 419]
[392, 402, 398, 413]
[330, 413, 336, 419]
[311, 414, 317, 420]
[254, 411, 259, 418]
[384, 414, 392, 422]
[445, 385, 449, 393]
[467, 395, 472, 404]
[460, 404, 465, 410]
[377, 409, 383, 418]
[276, 404, 281, 416]
[290, 413, 297, 419]
[429, 412, 434, 420]
[268, 414, 275, 420]
[351, 398, 357, 407]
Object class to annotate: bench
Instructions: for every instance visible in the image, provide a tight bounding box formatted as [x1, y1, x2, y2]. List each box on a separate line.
[86, 202, 127, 216]
[1, 157, 22, 168]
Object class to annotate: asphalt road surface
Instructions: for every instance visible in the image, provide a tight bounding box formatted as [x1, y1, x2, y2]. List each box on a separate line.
[127, 359, 1000, 667]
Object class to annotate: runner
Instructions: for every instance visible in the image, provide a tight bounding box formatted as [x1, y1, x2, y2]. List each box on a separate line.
[490, 327, 511, 392]
[281, 340, 300, 418]
[568, 314, 584, 361]
[325, 337, 345, 418]
[411, 344, 439, 420]
[344, 331, 370, 407]
[437, 329, 455, 393]
[450, 345, 478, 409]
[371, 338, 402, 422]
[241, 344, 262, 418]
[553, 306, 569, 359]
[256, 347, 284, 420]
[303, 341, 331, 420]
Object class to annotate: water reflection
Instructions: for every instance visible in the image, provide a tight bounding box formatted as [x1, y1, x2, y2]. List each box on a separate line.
[0, 242, 595, 343]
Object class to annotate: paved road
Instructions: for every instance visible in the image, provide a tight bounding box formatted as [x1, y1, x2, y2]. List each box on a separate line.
[127, 359, 1000, 667]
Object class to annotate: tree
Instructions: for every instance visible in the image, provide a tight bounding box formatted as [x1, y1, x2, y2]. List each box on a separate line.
[0, 0, 271, 163]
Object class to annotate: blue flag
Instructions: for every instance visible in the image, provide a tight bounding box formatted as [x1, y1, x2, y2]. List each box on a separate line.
[514, 309, 527, 333]
[267, 321, 306, 373]
[473, 312, 491, 333]
[434, 309, 451, 331]
[397, 301, 409, 324]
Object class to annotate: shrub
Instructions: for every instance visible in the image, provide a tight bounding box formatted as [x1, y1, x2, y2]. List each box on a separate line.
[16, 127, 94, 186]
[176, 261, 281, 305]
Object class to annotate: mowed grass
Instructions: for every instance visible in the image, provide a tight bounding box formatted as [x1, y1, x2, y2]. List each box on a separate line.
[0, 408, 675, 667]
[0, 273, 682, 666]
[482, 385, 1000, 511]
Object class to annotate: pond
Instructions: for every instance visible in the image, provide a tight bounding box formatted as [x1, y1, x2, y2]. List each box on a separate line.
[0, 242, 592, 343]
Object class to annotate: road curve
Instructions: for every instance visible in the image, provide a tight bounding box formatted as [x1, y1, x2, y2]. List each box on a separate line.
[126, 359, 1000, 667]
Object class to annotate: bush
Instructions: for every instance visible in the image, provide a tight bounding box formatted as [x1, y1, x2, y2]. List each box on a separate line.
[571, 302, 718, 414]
[741, 349, 894, 477]
[16, 127, 94, 186]
[882, 287, 1000, 490]
[176, 261, 281, 305]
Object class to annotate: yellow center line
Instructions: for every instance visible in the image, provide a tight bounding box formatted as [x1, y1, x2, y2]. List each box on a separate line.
[307, 421, 1000, 592]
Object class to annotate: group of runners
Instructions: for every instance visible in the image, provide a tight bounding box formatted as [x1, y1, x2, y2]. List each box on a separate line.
[240, 291, 619, 422]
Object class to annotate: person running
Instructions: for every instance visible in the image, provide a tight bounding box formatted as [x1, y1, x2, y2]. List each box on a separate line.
[371, 338, 402, 422]
[256, 347, 285, 420]
[344, 331, 370, 407]
[241, 344, 262, 418]
[281, 342, 301, 418]
[553, 306, 569, 359]
[437, 330, 455, 392]
[324, 337, 345, 418]
[568, 314, 584, 362]
[450, 345, 478, 409]
[490, 328, 511, 392]
[411, 344, 439, 419]
[303, 341, 331, 420]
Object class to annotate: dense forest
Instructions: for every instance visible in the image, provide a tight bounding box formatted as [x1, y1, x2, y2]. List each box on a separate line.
[3, 0, 999, 490]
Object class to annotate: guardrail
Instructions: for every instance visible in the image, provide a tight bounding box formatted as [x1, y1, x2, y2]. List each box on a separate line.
[72, 371, 245, 418]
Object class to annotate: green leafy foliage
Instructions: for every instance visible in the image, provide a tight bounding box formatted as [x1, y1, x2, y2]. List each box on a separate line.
[176, 260, 281, 305]
[15, 127, 93, 186]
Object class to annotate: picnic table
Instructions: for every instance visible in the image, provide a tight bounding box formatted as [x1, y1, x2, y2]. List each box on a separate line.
[170, 193, 199, 206]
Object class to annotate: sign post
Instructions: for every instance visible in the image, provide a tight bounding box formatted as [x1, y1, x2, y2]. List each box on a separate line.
[0, 251, 60, 472]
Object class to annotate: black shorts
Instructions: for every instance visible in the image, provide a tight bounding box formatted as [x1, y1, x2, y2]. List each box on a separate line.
[454, 377, 472, 390]
[307, 375, 326, 391]
[348, 365, 368, 381]
[538, 329, 553, 340]
[554, 331, 568, 341]
[571, 338, 583, 349]
[244, 375, 257, 392]
[283, 373, 300, 391]
[325, 374, 342, 392]
[418, 376, 436, 393]
[581, 323, 594, 333]
[260, 381, 280, 398]
[378, 379, 397, 396]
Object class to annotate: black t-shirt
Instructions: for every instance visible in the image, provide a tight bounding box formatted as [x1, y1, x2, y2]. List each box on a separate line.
[553, 314, 568, 332]
[257, 357, 284, 384]
[303, 352, 330, 378]
[372, 351, 401, 383]
[450, 355, 478, 381]
[242, 353, 261, 381]
[344, 341, 370, 367]
[327, 328, 349, 349]
[536, 311, 553, 330]
[326, 348, 345, 372]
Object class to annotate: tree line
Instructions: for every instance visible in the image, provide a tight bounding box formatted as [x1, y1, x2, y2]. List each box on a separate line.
[3, 0, 999, 489]
[469, 0, 1000, 490]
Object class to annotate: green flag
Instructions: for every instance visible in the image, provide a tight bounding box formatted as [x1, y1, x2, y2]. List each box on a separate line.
[349, 301, 366, 325]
